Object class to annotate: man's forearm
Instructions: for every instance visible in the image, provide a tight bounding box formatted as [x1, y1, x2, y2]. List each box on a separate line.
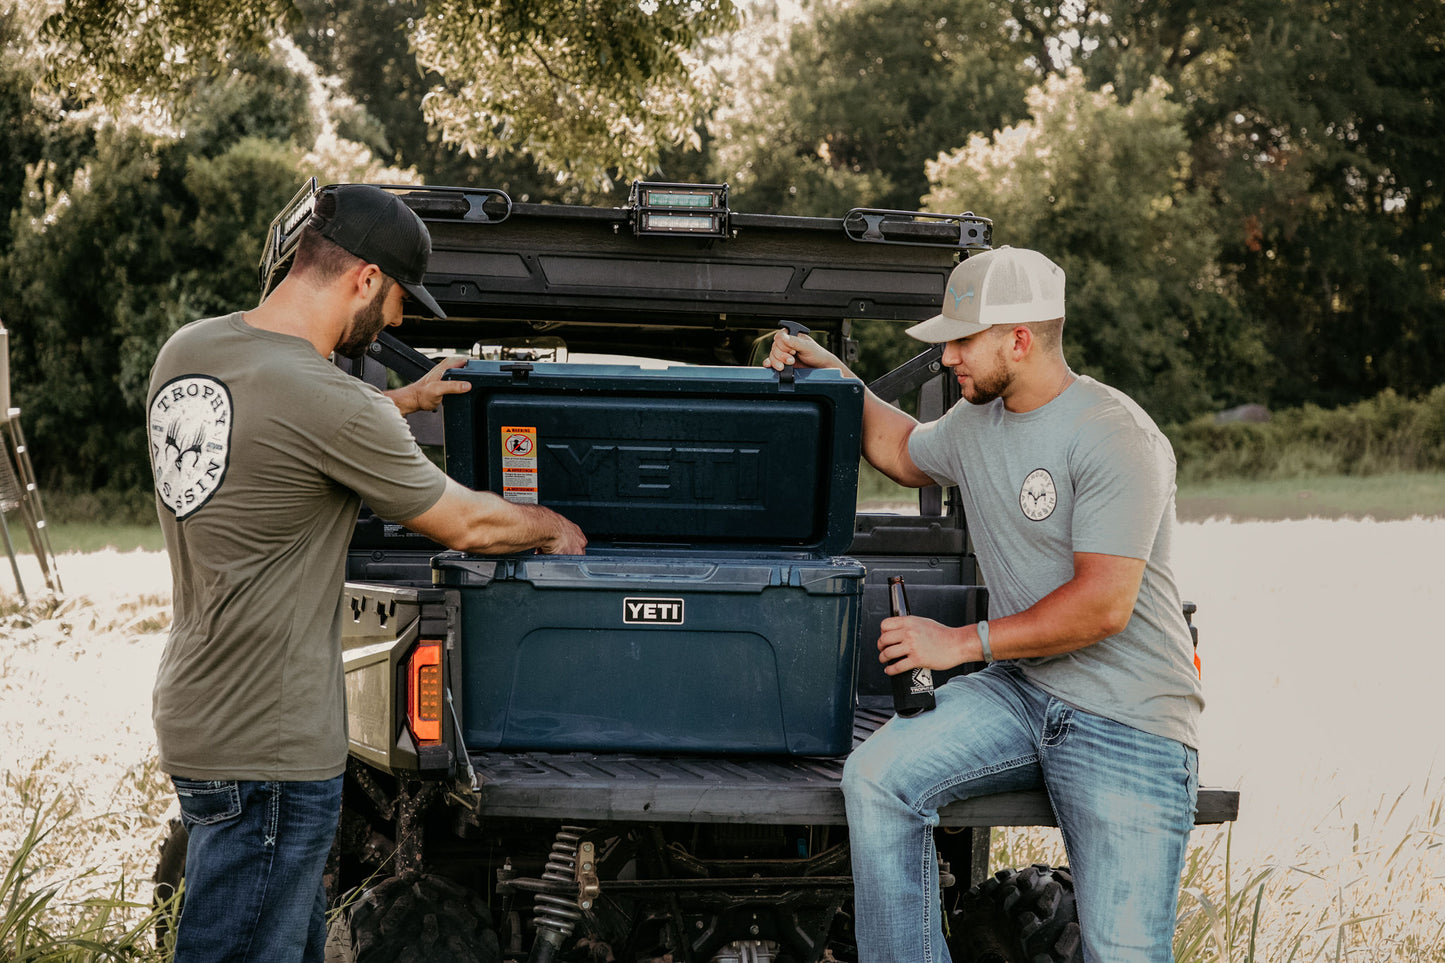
[384, 385, 418, 417]
[965, 553, 1146, 662]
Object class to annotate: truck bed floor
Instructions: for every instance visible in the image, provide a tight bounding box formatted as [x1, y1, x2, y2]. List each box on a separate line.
[466, 706, 1239, 828]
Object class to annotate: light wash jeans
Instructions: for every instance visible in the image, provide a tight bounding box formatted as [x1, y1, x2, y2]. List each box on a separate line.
[171, 775, 344, 963]
[842, 664, 1198, 963]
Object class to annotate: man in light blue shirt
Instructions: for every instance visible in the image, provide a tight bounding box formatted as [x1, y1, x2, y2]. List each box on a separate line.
[765, 246, 1202, 962]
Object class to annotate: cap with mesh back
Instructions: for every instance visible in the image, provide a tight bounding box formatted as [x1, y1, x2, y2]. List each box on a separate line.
[310, 185, 447, 319]
[904, 246, 1065, 344]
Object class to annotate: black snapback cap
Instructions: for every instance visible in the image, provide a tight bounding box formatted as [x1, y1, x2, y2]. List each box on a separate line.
[312, 185, 447, 319]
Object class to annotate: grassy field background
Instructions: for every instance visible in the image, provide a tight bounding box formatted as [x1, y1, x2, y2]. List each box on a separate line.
[859, 466, 1445, 523]
[4, 474, 1444, 960]
[18, 471, 1445, 556]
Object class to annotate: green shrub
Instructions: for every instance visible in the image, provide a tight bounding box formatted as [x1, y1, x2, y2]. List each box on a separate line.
[1167, 385, 1445, 483]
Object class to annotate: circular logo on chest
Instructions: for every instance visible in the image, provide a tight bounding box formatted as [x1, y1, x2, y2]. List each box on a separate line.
[1019, 468, 1058, 521]
[149, 375, 233, 520]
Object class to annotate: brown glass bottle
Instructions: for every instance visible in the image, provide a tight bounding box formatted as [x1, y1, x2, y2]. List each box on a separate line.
[887, 576, 936, 716]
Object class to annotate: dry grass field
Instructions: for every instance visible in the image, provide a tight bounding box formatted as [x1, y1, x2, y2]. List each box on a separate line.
[3, 518, 1443, 959]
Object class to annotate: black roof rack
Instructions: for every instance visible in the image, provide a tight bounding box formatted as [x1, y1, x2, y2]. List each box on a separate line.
[259, 180, 992, 364]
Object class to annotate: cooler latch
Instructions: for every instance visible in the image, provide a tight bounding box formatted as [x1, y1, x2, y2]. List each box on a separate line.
[501, 362, 534, 383]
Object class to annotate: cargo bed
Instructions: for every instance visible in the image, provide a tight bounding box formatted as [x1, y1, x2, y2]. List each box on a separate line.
[463, 706, 1240, 828]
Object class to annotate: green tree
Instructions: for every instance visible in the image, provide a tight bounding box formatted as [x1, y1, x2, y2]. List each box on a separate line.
[715, 0, 1035, 216]
[1, 129, 304, 498]
[925, 68, 1262, 423]
[43, 0, 738, 190]
[1217, 1, 1445, 406]
[1044, 0, 1445, 408]
[288, 0, 585, 202]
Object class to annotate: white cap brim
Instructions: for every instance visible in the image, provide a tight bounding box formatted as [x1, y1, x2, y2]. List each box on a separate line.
[904, 312, 992, 344]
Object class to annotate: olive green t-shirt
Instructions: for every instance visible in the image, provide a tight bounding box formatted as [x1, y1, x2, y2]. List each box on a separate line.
[147, 313, 447, 780]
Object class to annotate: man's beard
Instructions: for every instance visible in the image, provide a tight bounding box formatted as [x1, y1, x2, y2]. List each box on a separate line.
[336, 290, 388, 360]
[961, 343, 1012, 405]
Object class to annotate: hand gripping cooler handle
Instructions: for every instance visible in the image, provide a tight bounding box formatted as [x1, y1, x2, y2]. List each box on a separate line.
[775, 320, 811, 388]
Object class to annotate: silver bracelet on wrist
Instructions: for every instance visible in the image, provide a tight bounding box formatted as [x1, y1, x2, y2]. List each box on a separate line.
[977, 619, 994, 664]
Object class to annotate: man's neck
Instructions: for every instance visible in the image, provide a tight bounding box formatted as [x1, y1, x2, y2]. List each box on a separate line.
[243, 280, 342, 358]
[1003, 360, 1074, 413]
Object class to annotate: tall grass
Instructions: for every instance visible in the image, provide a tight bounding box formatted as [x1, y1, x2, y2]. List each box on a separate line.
[2, 781, 176, 962]
[992, 780, 1445, 962]
[5, 773, 1443, 960]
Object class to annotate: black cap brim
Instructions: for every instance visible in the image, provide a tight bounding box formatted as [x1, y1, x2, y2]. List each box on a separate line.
[401, 280, 447, 320]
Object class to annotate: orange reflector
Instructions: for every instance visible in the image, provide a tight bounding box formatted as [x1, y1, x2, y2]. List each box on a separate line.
[407, 640, 443, 743]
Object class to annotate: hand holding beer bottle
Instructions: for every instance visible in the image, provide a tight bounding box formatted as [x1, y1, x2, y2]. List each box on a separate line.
[886, 576, 936, 716]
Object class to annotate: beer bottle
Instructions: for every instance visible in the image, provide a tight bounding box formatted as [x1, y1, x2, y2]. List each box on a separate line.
[887, 576, 936, 716]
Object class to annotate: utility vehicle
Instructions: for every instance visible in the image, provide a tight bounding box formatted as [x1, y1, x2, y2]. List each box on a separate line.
[157, 180, 1237, 963]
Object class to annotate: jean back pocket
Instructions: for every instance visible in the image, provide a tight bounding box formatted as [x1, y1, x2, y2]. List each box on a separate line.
[172, 777, 242, 827]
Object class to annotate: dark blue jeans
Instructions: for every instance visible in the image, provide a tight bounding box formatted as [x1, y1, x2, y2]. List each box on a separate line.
[171, 775, 344, 963]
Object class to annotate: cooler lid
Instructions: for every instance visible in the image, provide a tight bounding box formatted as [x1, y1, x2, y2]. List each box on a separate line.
[441, 360, 864, 556]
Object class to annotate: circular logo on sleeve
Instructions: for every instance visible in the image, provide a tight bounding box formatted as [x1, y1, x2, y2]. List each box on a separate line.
[149, 375, 233, 519]
[1019, 468, 1057, 521]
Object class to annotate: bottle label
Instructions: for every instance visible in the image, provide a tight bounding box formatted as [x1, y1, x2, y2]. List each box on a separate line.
[910, 668, 934, 694]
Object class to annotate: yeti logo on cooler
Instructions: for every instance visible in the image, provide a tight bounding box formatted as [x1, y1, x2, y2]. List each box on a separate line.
[624, 597, 685, 625]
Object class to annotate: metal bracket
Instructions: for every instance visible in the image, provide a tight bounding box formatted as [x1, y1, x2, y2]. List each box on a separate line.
[576, 839, 601, 911]
[367, 331, 439, 383]
[843, 208, 993, 251]
[381, 185, 512, 224]
[867, 344, 946, 404]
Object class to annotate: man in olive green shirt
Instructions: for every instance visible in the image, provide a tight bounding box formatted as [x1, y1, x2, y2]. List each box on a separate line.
[148, 185, 586, 962]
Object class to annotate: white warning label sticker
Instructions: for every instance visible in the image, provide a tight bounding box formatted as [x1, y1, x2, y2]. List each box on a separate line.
[501, 426, 538, 504]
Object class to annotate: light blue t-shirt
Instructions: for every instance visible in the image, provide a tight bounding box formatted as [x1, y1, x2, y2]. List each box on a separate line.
[909, 374, 1203, 747]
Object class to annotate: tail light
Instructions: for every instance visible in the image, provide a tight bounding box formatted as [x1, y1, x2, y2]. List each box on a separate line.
[407, 640, 443, 744]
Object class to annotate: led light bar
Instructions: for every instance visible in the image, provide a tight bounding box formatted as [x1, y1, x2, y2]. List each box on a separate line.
[629, 181, 730, 238]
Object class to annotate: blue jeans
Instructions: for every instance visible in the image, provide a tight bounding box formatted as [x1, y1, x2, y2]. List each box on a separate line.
[171, 775, 344, 963]
[842, 665, 1198, 963]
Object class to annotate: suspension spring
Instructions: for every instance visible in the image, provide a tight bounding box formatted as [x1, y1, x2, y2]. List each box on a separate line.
[533, 825, 591, 944]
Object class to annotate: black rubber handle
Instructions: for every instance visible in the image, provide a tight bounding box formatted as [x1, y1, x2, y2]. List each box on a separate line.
[775, 321, 812, 384]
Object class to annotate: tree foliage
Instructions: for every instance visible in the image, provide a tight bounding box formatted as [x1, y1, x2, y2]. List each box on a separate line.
[1, 129, 303, 495]
[0, 28, 411, 498]
[1209, 1, 1445, 407]
[926, 69, 1263, 423]
[714, 0, 1035, 216]
[2, 0, 1442, 506]
[42, 0, 738, 189]
[1044, 0, 1445, 407]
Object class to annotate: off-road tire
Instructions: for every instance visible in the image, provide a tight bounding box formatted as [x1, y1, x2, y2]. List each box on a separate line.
[332, 873, 501, 963]
[152, 817, 188, 947]
[950, 864, 1082, 963]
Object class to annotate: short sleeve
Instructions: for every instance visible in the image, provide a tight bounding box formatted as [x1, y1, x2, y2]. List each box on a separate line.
[321, 390, 448, 521]
[907, 410, 964, 489]
[1070, 427, 1174, 560]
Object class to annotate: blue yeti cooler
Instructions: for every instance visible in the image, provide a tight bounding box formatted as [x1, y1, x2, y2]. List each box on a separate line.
[433, 360, 866, 755]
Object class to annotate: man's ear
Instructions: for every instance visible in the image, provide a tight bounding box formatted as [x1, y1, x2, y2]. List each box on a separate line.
[1006, 324, 1034, 360]
[351, 263, 386, 303]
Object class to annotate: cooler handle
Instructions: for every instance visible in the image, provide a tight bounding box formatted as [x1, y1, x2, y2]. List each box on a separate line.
[775, 321, 811, 387]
